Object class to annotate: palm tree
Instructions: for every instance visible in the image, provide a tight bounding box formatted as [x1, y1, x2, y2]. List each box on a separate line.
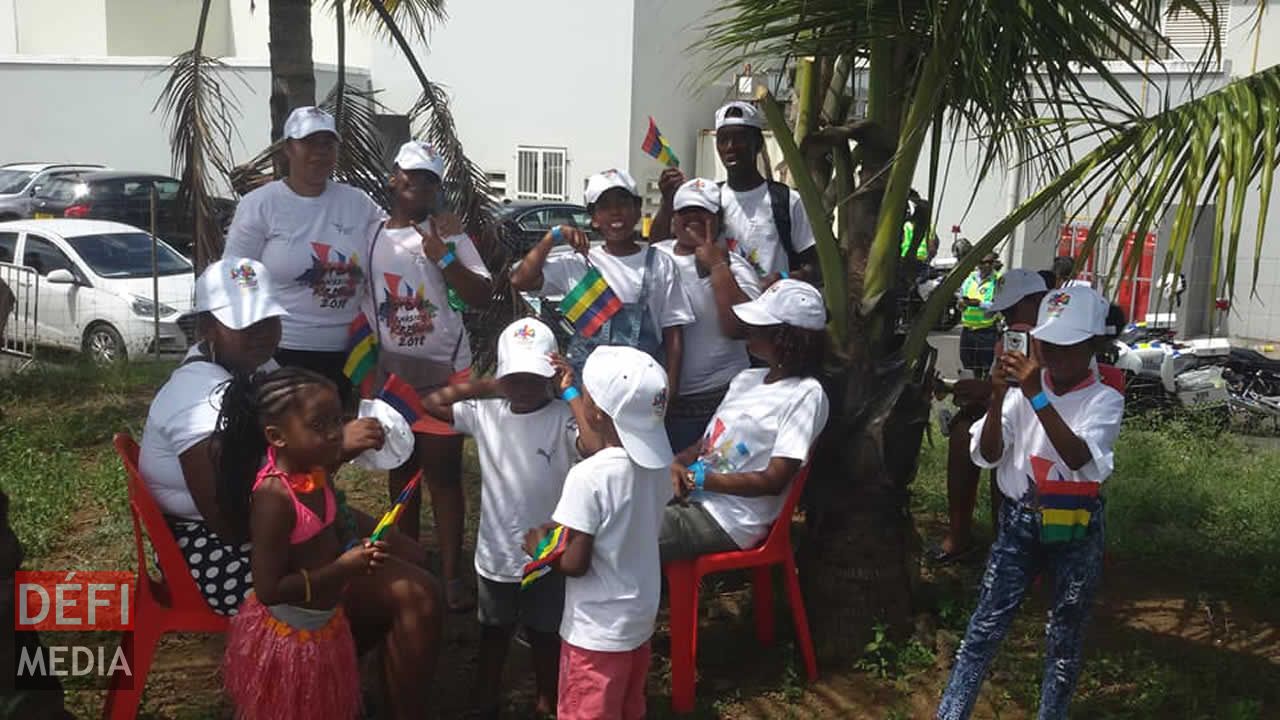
[697, 0, 1276, 661]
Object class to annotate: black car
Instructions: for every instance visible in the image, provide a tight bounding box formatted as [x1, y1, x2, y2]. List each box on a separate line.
[495, 200, 593, 254]
[29, 171, 235, 257]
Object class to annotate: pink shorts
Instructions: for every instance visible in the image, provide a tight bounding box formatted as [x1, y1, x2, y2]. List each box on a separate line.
[411, 368, 471, 436]
[558, 640, 650, 720]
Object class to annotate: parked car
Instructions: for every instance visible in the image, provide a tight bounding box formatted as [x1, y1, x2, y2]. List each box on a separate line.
[0, 162, 107, 221]
[28, 171, 236, 257]
[495, 200, 593, 254]
[0, 219, 194, 362]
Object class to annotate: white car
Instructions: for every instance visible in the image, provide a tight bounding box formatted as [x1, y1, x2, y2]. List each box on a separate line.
[0, 219, 194, 362]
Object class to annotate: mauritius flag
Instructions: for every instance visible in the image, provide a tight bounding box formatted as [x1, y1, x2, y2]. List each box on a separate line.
[1031, 456, 1101, 543]
[343, 312, 378, 397]
[522, 524, 570, 589]
[641, 116, 679, 168]
[558, 265, 622, 337]
[378, 374, 427, 426]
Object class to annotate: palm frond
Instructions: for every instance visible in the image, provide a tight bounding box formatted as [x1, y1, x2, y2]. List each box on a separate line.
[320, 84, 392, 209]
[154, 48, 243, 269]
[333, 0, 446, 42]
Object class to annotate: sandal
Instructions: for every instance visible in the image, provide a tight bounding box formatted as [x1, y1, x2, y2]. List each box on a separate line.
[927, 542, 979, 565]
[447, 577, 477, 613]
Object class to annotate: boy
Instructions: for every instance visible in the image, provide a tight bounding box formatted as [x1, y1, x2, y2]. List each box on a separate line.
[523, 346, 674, 720]
[937, 286, 1125, 720]
[422, 318, 579, 717]
[650, 102, 820, 286]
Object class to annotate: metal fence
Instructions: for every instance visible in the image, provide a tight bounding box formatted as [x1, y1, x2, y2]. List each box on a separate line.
[0, 261, 37, 360]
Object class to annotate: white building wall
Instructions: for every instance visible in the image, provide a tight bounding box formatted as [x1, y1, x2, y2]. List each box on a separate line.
[11, 0, 106, 55]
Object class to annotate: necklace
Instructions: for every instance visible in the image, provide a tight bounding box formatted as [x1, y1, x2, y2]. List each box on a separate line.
[286, 468, 327, 494]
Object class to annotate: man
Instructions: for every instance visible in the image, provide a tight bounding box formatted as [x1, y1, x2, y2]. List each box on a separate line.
[900, 190, 939, 264]
[958, 253, 1000, 377]
[650, 101, 820, 287]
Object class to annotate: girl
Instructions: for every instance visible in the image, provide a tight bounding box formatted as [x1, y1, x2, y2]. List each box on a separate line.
[368, 140, 493, 612]
[224, 106, 386, 405]
[654, 177, 761, 452]
[216, 367, 387, 720]
[660, 280, 830, 562]
[510, 168, 693, 398]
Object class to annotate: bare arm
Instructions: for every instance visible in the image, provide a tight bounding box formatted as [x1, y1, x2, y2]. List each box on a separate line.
[1003, 353, 1093, 470]
[664, 326, 683, 401]
[423, 376, 501, 425]
[549, 353, 604, 458]
[510, 225, 590, 292]
[417, 215, 493, 307]
[178, 439, 237, 542]
[647, 167, 685, 243]
[698, 456, 802, 498]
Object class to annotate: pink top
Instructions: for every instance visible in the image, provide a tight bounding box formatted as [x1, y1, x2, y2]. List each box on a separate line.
[253, 447, 336, 545]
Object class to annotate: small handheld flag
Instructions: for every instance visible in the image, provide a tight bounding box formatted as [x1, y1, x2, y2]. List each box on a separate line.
[641, 117, 680, 168]
[1032, 456, 1101, 543]
[521, 524, 570, 588]
[370, 471, 423, 542]
[558, 265, 623, 337]
[378, 374, 427, 426]
[344, 312, 378, 397]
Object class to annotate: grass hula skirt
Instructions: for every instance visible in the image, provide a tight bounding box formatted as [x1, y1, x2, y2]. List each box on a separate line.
[223, 592, 360, 720]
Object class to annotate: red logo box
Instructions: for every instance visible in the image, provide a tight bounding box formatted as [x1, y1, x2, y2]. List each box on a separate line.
[14, 571, 135, 631]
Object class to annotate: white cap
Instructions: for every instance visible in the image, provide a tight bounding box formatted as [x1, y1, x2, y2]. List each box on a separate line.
[283, 106, 338, 140]
[1032, 286, 1109, 346]
[673, 177, 720, 212]
[496, 317, 557, 379]
[987, 268, 1049, 313]
[584, 169, 640, 206]
[196, 257, 288, 330]
[582, 346, 673, 469]
[715, 101, 766, 130]
[394, 140, 444, 178]
[732, 279, 827, 331]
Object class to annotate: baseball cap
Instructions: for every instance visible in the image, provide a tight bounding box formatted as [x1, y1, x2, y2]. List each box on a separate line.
[283, 106, 338, 140]
[715, 101, 766, 131]
[581, 346, 673, 469]
[986, 268, 1049, 313]
[584, 169, 640, 206]
[673, 177, 720, 212]
[195, 257, 288, 330]
[1031, 286, 1109, 346]
[732, 279, 827, 331]
[496, 317, 557, 379]
[395, 140, 445, 179]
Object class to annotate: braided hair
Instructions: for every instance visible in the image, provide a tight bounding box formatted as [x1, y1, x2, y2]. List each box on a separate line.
[211, 366, 336, 541]
[772, 324, 826, 378]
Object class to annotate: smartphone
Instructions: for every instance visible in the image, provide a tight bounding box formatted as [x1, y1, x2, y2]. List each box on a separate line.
[1003, 330, 1029, 357]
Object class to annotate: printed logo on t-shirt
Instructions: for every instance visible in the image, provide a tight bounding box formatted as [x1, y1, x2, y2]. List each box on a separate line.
[535, 446, 556, 465]
[294, 243, 364, 309]
[377, 272, 438, 348]
[700, 417, 751, 473]
[230, 261, 258, 290]
[725, 237, 766, 277]
[331, 221, 357, 236]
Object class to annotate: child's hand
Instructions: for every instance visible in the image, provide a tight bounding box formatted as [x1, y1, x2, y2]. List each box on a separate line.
[1000, 351, 1043, 397]
[522, 523, 559, 557]
[338, 539, 388, 576]
[549, 225, 591, 256]
[549, 353, 575, 395]
[658, 168, 686, 198]
[342, 418, 385, 455]
[692, 222, 728, 269]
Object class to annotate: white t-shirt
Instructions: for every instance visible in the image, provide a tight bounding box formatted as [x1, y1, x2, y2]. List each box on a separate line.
[698, 369, 830, 549]
[223, 180, 386, 351]
[453, 398, 579, 582]
[139, 347, 278, 520]
[365, 226, 490, 370]
[540, 246, 694, 331]
[719, 182, 817, 277]
[552, 446, 671, 652]
[969, 371, 1125, 503]
[654, 240, 761, 394]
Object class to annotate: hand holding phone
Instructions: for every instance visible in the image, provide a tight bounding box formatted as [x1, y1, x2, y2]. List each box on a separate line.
[1001, 330, 1029, 386]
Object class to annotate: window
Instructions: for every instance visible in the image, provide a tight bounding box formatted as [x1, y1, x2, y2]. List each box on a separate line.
[516, 147, 568, 201]
[22, 236, 75, 277]
[38, 177, 85, 202]
[0, 232, 17, 263]
[1164, 0, 1229, 56]
[66, 232, 191, 278]
[0, 170, 36, 195]
[516, 207, 590, 233]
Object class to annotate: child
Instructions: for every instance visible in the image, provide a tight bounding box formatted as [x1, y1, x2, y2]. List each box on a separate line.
[937, 286, 1125, 720]
[422, 318, 582, 718]
[217, 367, 387, 720]
[510, 168, 693, 398]
[654, 177, 762, 453]
[522, 345, 674, 720]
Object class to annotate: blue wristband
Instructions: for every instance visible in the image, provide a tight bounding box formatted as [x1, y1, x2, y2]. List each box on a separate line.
[779, 270, 789, 280]
[1030, 391, 1051, 412]
[437, 250, 456, 269]
[689, 460, 707, 491]
[551, 226, 563, 243]
[561, 387, 580, 402]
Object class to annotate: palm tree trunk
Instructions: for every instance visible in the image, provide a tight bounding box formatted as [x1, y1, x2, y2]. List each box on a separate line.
[268, 0, 315, 158]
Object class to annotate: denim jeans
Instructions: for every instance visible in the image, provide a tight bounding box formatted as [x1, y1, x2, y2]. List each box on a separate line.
[937, 498, 1105, 720]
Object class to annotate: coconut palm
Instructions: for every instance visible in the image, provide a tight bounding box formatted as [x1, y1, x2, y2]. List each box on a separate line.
[697, 0, 1276, 660]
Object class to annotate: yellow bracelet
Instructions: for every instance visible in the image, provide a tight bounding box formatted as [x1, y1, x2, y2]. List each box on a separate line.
[301, 568, 311, 604]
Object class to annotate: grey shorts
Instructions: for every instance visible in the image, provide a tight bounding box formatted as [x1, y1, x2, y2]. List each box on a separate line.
[476, 573, 565, 633]
[659, 502, 739, 564]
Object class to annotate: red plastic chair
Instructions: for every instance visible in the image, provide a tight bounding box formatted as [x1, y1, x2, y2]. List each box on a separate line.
[663, 465, 817, 714]
[103, 433, 229, 720]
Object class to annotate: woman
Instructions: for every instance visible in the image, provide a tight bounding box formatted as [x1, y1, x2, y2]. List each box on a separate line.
[139, 258, 442, 720]
[653, 177, 761, 453]
[366, 140, 493, 612]
[223, 106, 387, 403]
[659, 280, 830, 562]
